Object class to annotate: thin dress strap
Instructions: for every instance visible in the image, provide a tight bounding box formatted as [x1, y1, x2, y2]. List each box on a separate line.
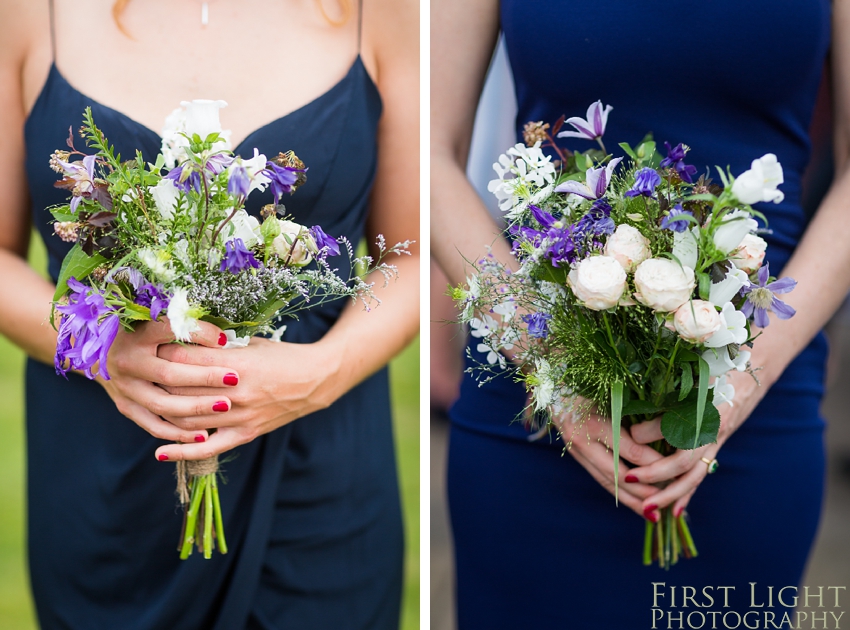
[48, 0, 56, 60]
[357, 0, 362, 52]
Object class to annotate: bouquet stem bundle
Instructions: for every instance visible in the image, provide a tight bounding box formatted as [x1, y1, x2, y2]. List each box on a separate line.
[177, 462, 227, 559]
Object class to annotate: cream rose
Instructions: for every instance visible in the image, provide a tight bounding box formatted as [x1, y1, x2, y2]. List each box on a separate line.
[673, 300, 721, 343]
[729, 233, 767, 272]
[604, 224, 651, 272]
[272, 220, 316, 266]
[633, 258, 695, 312]
[567, 255, 627, 311]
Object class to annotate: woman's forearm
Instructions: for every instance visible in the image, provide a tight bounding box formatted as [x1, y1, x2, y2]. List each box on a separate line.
[0, 248, 57, 365]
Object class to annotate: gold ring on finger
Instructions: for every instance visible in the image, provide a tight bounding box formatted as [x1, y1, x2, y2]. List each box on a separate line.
[700, 457, 719, 474]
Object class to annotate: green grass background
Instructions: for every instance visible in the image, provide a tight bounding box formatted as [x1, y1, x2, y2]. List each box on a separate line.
[0, 235, 420, 629]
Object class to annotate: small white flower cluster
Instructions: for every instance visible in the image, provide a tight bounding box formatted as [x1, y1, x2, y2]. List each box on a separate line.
[487, 143, 557, 220]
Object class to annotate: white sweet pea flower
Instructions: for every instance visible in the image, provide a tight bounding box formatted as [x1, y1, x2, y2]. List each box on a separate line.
[182, 99, 228, 140]
[568, 255, 627, 311]
[633, 258, 695, 312]
[704, 302, 748, 348]
[167, 287, 203, 342]
[711, 375, 736, 408]
[160, 99, 232, 168]
[149, 179, 181, 221]
[713, 209, 758, 254]
[673, 300, 721, 343]
[219, 209, 261, 248]
[221, 329, 251, 349]
[604, 224, 651, 272]
[672, 227, 699, 270]
[709, 268, 750, 308]
[731, 153, 784, 205]
[230, 148, 271, 196]
[730, 233, 767, 272]
[702, 347, 751, 377]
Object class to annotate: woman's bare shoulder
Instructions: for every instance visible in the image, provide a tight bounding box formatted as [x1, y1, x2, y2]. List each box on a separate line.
[0, 0, 45, 64]
[363, 0, 418, 85]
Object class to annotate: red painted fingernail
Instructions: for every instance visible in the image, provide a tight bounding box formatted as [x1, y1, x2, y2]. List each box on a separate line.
[624, 474, 638, 483]
[223, 373, 238, 386]
[218, 333, 227, 346]
[213, 401, 229, 412]
[643, 504, 658, 522]
[674, 506, 684, 518]
[158, 453, 169, 461]
[194, 435, 206, 443]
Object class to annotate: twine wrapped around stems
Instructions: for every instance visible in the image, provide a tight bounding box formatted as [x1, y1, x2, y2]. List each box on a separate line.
[175, 456, 219, 505]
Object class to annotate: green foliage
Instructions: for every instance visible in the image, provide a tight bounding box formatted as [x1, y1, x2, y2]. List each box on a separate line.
[660, 393, 720, 450]
[53, 243, 107, 302]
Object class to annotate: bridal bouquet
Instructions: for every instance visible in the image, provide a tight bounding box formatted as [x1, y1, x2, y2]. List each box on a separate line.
[453, 101, 796, 568]
[49, 101, 409, 559]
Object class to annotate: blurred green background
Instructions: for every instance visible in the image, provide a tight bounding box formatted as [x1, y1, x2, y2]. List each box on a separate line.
[0, 235, 420, 629]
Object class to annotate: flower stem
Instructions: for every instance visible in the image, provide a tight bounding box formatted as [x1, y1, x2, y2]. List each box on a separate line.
[678, 514, 699, 559]
[643, 520, 654, 566]
[211, 473, 228, 554]
[203, 473, 213, 559]
[180, 476, 207, 560]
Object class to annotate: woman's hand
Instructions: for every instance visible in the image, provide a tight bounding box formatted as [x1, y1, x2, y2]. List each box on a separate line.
[556, 401, 665, 519]
[100, 319, 239, 446]
[151, 337, 343, 461]
[624, 366, 766, 520]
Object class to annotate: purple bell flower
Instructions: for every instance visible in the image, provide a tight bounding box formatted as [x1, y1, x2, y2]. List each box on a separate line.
[521, 312, 553, 339]
[660, 204, 694, 233]
[219, 238, 261, 274]
[227, 163, 251, 197]
[740, 263, 796, 328]
[54, 277, 121, 380]
[556, 101, 613, 142]
[625, 167, 662, 198]
[264, 162, 301, 204]
[530, 204, 556, 229]
[309, 225, 340, 256]
[660, 142, 698, 184]
[165, 164, 202, 194]
[135, 283, 170, 321]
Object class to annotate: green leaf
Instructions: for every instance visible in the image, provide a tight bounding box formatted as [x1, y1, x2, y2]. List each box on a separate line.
[694, 357, 710, 449]
[530, 263, 569, 286]
[574, 152, 589, 172]
[200, 315, 259, 329]
[679, 363, 693, 401]
[122, 303, 153, 322]
[660, 395, 720, 450]
[53, 243, 107, 302]
[611, 381, 624, 505]
[619, 142, 638, 161]
[627, 361, 644, 374]
[621, 399, 664, 417]
[697, 272, 711, 301]
[678, 349, 700, 362]
[50, 208, 77, 223]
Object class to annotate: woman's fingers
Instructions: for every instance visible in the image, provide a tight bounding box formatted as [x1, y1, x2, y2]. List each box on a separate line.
[112, 395, 210, 444]
[641, 463, 707, 512]
[672, 489, 696, 518]
[120, 378, 232, 422]
[138, 318, 225, 348]
[630, 417, 664, 444]
[571, 439, 659, 501]
[115, 351, 238, 389]
[154, 426, 250, 461]
[624, 445, 710, 485]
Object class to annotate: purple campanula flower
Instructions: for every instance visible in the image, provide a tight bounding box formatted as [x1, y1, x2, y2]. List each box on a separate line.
[740, 263, 796, 328]
[557, 101, 613, 142]
[219, 238, 261, 274]
[544, 225, 579, 267]
[521, 312, 553, 339]
[135, 283, 170, 321]
[264, 162, 301, 204]
[625, 167, 662, 198]
[57, 155, 97, 213]
[530, 204, 556, 229]
[660, 204, 694, 233]
[555, 157, 623, 200]
[310, 225, 340, 256]
[660, 142, 698, 183]
[54, 277, 121, 380]
[575, 199, 615, 237]
[165, 164, 202, 194]
[227, 163, 251, 197]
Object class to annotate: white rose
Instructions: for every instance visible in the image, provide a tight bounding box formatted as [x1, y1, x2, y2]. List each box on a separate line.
[220, 210, 261, 248]
[713, 209, 759, 254]
[149, 179, 181, 222]
[731, 153, 785, 205]
[567, 256, 627, 311]
[272, 220, 315, 266]
[729, 233, 767, 272]
[673, 300, 721, 343]
[604, 224, 650, 272]
[633, 259, 695, 312]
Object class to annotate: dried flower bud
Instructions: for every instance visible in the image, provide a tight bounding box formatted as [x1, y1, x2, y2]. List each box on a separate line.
[54, 221, 80, 242]
[271, 151, 308, 189]
[523, 121, 550, 146]
[260, 204, 286, 220]
[49, 151, 71, 172]
[90, 266, 109, 282]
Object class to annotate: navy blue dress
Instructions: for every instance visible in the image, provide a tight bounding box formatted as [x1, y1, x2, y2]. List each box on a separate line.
[449, 1, 830, 627]
[24, 53, 403, 630]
